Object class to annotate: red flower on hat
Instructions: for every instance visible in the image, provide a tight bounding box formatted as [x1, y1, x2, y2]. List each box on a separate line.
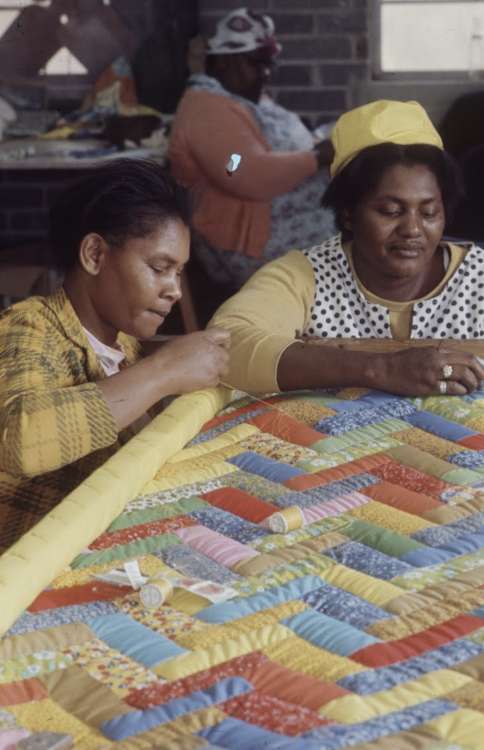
[228, 15, 252, 32]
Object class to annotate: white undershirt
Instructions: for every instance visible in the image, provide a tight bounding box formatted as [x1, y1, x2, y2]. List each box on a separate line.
[83, 327, 151, 433]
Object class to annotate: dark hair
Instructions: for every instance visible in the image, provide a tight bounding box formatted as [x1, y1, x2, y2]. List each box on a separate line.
[322, 142, 465, 240]
[49, 159, 194, 273]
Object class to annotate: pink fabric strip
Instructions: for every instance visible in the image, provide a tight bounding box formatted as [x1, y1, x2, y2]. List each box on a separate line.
[1, 729, 31, 750]
[302, 491, 370, 525]
[174, 525, 259, 566]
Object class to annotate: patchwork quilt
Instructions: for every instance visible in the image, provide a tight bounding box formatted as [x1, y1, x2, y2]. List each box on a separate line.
[1, 386, 484, 749]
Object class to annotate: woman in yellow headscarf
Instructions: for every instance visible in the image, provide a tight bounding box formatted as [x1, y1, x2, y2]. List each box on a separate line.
[209, 99, 484, 397]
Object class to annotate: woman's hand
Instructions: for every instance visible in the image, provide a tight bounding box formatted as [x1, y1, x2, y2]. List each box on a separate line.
[312, 139, 335, 168]
[379, 346, 484, 396]
[97, 329, 230, 432]
[153, 328, 231, 394]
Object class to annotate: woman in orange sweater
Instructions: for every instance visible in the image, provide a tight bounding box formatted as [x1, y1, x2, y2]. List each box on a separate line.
[168, 7, 335, 291]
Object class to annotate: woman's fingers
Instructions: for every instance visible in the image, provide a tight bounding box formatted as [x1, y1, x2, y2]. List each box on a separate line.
[386, 346, 484, 397]
[434, 349, 484, 394]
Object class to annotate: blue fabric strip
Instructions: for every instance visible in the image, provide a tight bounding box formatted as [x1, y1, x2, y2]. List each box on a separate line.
[5, 601, 118, 637]
[226, 451, 306, 482]
[337, 637, 484, 695]
[400, 545, 470, 567]
[402, 410, 476, 440]
[302, 699, 456, 748]
[196, 575, 326, 624]
[198, 717, 324, 750]
[301, 582, 392, 629]
[101, 677, 253, 740]
[324, 542, 415, 581]
[87, 613, 188, 668]
[282, 610, 380, 655]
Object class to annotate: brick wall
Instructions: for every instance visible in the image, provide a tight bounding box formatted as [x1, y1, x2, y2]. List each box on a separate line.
[0, 169, 82, 255]
[198, 0, 370, 127]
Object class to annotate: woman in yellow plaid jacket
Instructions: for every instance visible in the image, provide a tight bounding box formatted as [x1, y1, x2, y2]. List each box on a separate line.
[0, 160, 230, 552]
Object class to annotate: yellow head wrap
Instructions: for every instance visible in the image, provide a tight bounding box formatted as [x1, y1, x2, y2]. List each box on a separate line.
[330, 100, 443, 179]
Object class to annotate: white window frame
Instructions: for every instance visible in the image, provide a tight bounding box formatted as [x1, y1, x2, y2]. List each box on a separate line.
[373, 0, 484, 80]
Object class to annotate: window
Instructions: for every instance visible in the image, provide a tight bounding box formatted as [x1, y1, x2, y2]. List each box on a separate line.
[374, 0, 484, 78]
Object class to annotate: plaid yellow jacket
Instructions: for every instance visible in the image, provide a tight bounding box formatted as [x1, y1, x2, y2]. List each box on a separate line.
[0, 285, 144, 552]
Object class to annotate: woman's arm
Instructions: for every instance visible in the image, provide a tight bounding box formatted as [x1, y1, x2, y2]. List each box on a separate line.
[278, 338, 484, 397]
[208, 251, 316, 392]
[0, 308, 229, 477]
[209, 249, 484, 397]
[96, 330, 230, 431]
[178, 92, 319, 201]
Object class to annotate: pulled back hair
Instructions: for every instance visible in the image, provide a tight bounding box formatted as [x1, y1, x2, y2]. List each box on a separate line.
[49, 159, 194, 273]
[322, 142, 465, 241]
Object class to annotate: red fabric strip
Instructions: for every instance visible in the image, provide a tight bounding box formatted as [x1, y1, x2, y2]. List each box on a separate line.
[200, 487, 276, 523]
[369, 461, 455, 500]
[200, 398, 284, 433]
[218, 690, 334, 735]
[0, 678, 48, 706]
[457, 434, 484, 450]
[360, 480, 443, 515]
[352, 614, 483, 667]
[249, 661, 351, 710]
[89, 515, 197, 551]
[284, 454, 391, 490]
[28, 581, 131, 612]
[248, 411, 325, 447]
[125, 651, 269, 709]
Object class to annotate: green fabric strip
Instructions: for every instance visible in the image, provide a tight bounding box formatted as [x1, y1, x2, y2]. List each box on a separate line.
[107, 496, 209, 531]
[342, 518, 425, 558]
[71, 533, 182, 569]
[310, 418, 411, 453]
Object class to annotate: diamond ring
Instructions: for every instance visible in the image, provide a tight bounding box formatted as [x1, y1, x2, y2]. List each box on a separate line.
[442, 364, 453, 379]
[439, 380, 447, 395]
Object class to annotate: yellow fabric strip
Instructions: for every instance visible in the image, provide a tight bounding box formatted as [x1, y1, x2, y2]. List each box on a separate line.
[175, 600, 307, 650]
[367, 588, 484, 640]
[230, 534, 348, 577]
[424, 707, 484, 750]
[391, 427, 467, 459]
[319, 669, 472, 722]
[166, 423, 258, 463]
[0, 622, 95, 660]
[319, 562, 402, 606]
[154, 445, 247, 478]
[142, 461, 239, 495]
[347, 503, 433, 535]
[262, 632, 363, 682]
[383, 444, 455, 478]
[153, 623, 291, 680]
[343, 726, 442, 750]
[0, 386, 234, 636]
[116, 735, 206, 750]
[444, 680, 484, 712]
[157, 707, 228, 741]
[451, 654, 484, 682]
[422, 496, 484, 524]
[40, 666, 134, 727]
[11, 697, 107, 748]
[384, 568, 484, 616]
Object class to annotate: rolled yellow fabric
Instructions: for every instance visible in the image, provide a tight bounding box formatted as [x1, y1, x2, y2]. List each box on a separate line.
[0, 385, 234, 636]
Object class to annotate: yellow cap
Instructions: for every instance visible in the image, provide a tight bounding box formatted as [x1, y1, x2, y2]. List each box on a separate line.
[330, 100, 443, 178]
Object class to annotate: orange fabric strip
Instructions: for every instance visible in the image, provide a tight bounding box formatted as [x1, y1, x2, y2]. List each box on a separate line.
[0, 677, 48, 706]
[360, 480, 443, 515]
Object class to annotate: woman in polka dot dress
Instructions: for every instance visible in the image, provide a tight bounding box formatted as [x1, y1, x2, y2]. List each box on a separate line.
[210, 100, 484, 398]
